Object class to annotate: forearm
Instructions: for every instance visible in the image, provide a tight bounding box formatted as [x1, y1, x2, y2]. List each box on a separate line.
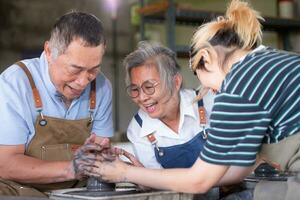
[0, 154, 74, 184]
[126, 166, 201, 192]
[125, 159, 228, 193]
[216, 165, 255, 186]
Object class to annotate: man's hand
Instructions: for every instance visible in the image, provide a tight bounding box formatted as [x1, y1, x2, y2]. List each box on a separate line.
[90, 133, 111, 148]
[72, 142, 109, 180]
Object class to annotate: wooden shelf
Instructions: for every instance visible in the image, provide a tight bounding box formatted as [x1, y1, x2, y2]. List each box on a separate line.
[139, 0, 300, 56]
[142, 8, 300, 32]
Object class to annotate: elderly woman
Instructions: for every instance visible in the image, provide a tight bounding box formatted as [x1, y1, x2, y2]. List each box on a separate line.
[121, 41, 214, 169]
[81, 0, 300, 199]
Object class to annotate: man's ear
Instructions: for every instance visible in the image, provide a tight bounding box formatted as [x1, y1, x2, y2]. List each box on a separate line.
[44, 41, 52, 63]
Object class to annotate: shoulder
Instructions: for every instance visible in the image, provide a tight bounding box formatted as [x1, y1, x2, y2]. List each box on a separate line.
[94, 72, 112, 101]
[1, 58, 42, 97]
[96, 72, 112, 89]
[95, 73, 112, 96]
[129, 109, 147, 129]
[127, 109, 147, 139]
[180, 88, 197, 100]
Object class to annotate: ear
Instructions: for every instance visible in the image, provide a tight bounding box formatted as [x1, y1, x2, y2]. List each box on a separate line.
[174, 73, 183, 91]
[103, 43, 107, 50]
[44, 41, 52, 63]
[198, 48, 213, 70]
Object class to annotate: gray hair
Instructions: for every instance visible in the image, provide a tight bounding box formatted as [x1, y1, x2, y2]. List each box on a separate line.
[49, 11, 106, 59]
[124, 41, 181, 96]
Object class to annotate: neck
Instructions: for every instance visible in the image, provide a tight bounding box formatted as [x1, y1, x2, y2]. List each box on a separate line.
[61, 96, 72, 108]
[226, 48, 251, 73]
[160, 93, 181, 133]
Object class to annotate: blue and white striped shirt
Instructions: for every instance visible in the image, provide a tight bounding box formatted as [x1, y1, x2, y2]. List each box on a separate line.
[200, 46, 300, 166]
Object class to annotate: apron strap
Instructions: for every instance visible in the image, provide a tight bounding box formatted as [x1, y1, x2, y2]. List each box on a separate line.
[196, 90, 208, 139]
[198, 101, 207, 126]
[146, 133, 163, 156]
[16, 61, 96, 122]
[89, 79, 96, 110]
[16, 61, 43, 111]
[89, 80, 96, 122]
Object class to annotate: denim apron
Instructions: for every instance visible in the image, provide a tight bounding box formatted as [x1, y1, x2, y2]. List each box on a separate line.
[0, 61, 96, 197]
[135, 93, 208, 168]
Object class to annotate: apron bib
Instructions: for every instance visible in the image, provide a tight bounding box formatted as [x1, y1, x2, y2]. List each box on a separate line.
[138, 91, 208, 168]
[0, 61, 96, 197]
[154, 132, 206, 168]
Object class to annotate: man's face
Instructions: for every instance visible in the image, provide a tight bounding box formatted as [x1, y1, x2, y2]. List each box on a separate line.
[45, 38, 105, 101]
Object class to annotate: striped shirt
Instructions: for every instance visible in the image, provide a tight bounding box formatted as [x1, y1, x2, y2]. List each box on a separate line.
[200, 46, 300, 166]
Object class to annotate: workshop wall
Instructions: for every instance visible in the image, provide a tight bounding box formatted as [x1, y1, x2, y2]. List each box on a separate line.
[0, 0, 138, 139]
[1, 0, 300, 140]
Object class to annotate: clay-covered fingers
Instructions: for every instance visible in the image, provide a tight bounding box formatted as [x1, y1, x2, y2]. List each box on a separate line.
[102, 154, 117, 162]
[82, 158, 128, 183]
[84, 133, 97, 145]
[81, 164, 102, 179]
[74, 143, 105, 156]
[114, 148, 144, 167]
[112, 147, 124, 156]
[93, 135, 111, 148]
[72, 143, 108, 179]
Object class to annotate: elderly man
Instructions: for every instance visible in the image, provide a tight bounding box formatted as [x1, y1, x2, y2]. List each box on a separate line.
[0, 11, 113, 197]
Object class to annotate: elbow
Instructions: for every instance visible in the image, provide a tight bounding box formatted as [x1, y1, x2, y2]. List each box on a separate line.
[187, 180, 212, 194]
[173, 175, 213, 194]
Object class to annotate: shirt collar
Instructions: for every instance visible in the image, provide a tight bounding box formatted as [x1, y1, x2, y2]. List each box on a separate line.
[139, 90, 197, 138]
[241, 45, 266, 61]
[40, 52, 60, 97]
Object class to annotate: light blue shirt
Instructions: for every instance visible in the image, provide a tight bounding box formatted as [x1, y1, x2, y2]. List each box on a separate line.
[0, 52, 113, 147]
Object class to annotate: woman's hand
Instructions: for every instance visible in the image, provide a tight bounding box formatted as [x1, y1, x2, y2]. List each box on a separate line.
[83, 157, 130, 183]
[72, 143, 106, 179]
[113, 147, 144, 167]
[111, 148, 150, 190]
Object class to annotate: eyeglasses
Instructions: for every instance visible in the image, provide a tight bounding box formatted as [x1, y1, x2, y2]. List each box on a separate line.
[126, 80, 159, 98]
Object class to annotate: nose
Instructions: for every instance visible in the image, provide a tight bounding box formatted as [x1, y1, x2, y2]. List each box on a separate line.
[75, 71, 92, 87]
[137, 88, 150, 102]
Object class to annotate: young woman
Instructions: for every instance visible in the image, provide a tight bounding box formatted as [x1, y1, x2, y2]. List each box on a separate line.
[81, 0, 300, 198]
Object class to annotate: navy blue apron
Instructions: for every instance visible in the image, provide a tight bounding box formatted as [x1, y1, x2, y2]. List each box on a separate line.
[134, 92, 208, 168]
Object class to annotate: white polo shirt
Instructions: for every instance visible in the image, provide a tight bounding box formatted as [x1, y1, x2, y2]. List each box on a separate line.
[127, 89, 215, 169]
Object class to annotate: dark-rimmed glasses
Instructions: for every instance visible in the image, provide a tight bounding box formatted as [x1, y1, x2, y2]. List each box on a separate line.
[126, 80, 159, 98]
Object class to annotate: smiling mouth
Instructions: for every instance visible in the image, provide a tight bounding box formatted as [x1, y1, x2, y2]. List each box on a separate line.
[144, 103, 157, 113]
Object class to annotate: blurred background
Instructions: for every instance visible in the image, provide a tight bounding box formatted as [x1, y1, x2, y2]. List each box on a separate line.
[1, 0, 300, 141]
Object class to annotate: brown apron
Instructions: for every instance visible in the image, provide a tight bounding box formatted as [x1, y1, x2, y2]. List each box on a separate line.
[254, 131, 300, 200]
[0, 61, 96, 197]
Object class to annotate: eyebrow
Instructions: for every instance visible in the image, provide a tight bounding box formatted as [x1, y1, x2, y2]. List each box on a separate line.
[70, 64, 100, 70]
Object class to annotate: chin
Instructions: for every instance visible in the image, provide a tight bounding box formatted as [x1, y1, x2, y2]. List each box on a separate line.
[62, 93, 77, 101]
[148, 111, 162, 119]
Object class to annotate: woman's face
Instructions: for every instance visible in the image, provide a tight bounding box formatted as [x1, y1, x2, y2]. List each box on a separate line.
[128, 65, 180, 119]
